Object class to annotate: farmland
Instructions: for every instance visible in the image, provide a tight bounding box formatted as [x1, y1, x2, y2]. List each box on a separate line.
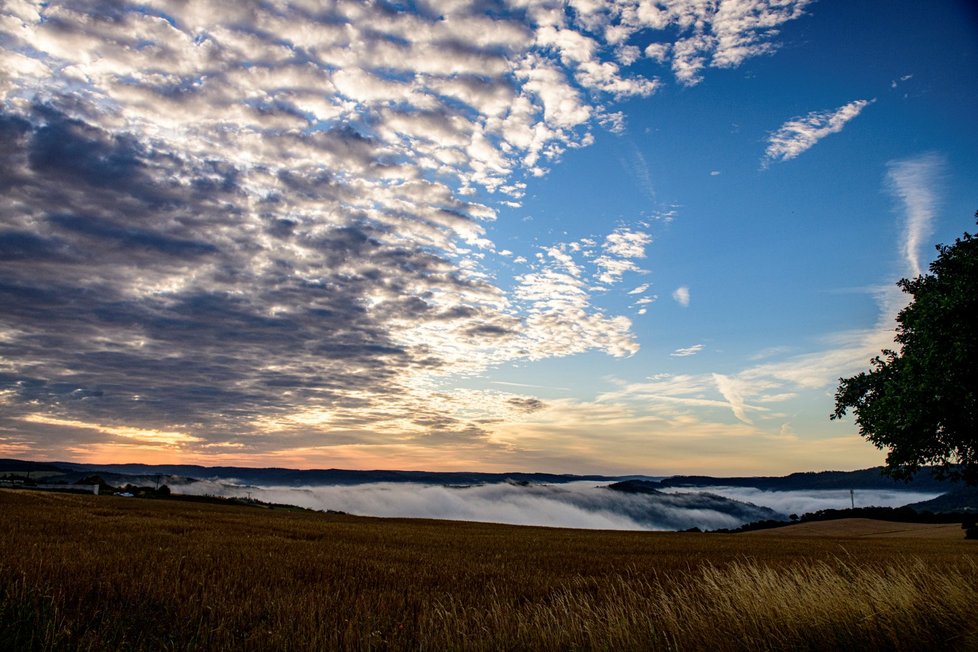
[1, 489, 975, 651]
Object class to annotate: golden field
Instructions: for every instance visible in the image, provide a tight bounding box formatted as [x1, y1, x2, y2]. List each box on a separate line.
[1, 489, 975, 651]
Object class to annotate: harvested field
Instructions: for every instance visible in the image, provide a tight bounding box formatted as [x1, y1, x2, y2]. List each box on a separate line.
[744, 517, 967, 539]
[1, 489, 975, 651]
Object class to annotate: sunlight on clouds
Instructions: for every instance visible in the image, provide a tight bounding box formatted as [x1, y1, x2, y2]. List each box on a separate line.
[711, 373, 757, 425]
[0, 0, 848, 470]
[490, 397, 883, 475]
[21, 414, 201, 446]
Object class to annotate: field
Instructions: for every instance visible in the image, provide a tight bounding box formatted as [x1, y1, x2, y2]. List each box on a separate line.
[1, 489, 975, 651]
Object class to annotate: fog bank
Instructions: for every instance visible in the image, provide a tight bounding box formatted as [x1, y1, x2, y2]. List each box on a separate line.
[663, 486, 944, 516]
[173, 480, 782, 531]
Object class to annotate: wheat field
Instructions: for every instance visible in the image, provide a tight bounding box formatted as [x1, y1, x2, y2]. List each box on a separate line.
[1, 489, 975, 651]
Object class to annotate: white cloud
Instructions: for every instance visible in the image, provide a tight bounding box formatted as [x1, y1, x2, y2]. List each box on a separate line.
[594, 256, 640, 284]
[546, 245, 584, 276]
[644, 42, 670, 63]
[604, 229, 651, 258]
[764, 99, 873, 165]
[886, 153, 944, 278]
[671, 344, 704, 357]
[890, 73, 913, 89]
[712, 373, 755, 424]
[672, 286, 690, 307]
[514, 268, 639, 360]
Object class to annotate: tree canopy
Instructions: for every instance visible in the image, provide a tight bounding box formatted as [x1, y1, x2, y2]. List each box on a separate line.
[832, 213, 978, 485]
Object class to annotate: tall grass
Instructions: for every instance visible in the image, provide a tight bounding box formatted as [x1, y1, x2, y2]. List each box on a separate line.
[1, 489, 975, 650]
[425, 559, 977, 651]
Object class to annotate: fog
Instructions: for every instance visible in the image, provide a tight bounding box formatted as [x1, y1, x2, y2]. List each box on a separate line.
[172, 480, 783, 531]
[660, 486, 943, 516]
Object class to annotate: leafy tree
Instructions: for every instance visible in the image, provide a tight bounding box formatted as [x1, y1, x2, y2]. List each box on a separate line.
[832, 213, 978, 485]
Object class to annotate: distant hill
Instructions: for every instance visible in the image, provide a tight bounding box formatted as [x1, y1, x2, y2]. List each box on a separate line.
[906, 486, 978, 513]
[607, 479, 663, 494]
[655, 468, 950, 492]
[0, 459, 621, 487]
[0, 459, 957, 494]
[0, 459, 69, 474]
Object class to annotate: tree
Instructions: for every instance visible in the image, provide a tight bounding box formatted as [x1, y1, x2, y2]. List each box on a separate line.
[831, 213, 978, 485]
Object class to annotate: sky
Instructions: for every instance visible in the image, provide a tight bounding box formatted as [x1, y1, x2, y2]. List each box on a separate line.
[0, 0, 976, 475]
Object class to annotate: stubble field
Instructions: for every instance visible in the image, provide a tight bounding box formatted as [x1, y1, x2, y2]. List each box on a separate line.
[1, 489, 975, 651]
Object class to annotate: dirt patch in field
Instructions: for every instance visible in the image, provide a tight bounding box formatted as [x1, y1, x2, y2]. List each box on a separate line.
[744, 518, 969, 539]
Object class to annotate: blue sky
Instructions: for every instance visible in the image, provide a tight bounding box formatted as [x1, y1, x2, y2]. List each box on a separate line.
[0, 0, 975, 474]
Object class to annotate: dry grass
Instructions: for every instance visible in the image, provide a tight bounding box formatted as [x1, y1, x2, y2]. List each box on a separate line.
[744, 518, 967, 539]
[1, 489, 975, 651]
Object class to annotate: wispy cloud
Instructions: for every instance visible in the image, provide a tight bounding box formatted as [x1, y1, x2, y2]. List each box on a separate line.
[622, 141, 655, 201]
[671, 344, 704, 357]
[764, 99, 873, 165]
[490, 381, 570, 391]
[890, 74, 913, 89]
[886, 153, 944, 278]
[712, 373, 755, 424]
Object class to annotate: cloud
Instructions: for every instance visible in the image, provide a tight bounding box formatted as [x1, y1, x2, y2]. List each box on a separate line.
[593, 228, 650, 284]
[764, 99, 873, 165]
[712, 373, 754, 424]
[0, 1, 663, 455]
[0, 0, 827, 464]
[890, 73, 913, 89]
[644, 43, 670, 63]
[536, 0, 811, 87]
[672, 286, 690, 307]
[671, 344, 704, 357]
[621, 142, 655, 200]
[886, 153, 944, 278]
[604, 228, 652, 258]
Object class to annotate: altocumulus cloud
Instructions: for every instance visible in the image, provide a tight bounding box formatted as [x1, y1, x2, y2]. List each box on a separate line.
[0, 0, 811, 460]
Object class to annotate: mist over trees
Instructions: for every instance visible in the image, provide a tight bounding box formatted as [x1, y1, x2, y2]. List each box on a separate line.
[833, 212, 978, 485]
